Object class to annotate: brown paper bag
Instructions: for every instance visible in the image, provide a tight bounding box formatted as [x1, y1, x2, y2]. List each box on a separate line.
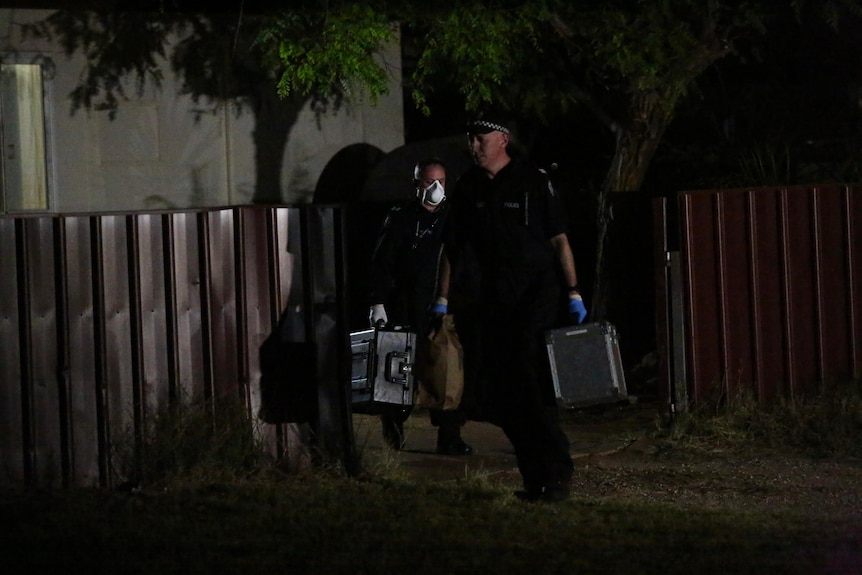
[415, 314, 464, 410]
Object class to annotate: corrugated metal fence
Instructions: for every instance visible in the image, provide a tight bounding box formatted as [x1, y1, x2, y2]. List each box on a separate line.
[0, 206, 349, 487]
[655, 184, 861, 409]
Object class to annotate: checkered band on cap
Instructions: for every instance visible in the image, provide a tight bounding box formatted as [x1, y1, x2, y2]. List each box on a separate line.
[468, 119, 510, 135]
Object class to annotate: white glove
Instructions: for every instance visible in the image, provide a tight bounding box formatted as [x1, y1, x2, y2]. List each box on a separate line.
[369, 304, 387, 327]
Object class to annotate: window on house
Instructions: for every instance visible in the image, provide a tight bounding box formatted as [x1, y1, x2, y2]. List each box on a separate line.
[1, 63, 49, 212]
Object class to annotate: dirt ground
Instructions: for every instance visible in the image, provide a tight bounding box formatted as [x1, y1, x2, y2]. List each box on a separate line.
[353, 399, 862, 524]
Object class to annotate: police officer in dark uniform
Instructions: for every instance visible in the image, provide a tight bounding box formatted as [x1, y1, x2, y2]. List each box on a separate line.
[431, 118, 587, 501]
[369, 157, 473, 455]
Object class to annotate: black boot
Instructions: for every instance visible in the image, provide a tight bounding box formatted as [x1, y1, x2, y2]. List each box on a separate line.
[434, 410, 472, 456]
[436, 437, 473, 456]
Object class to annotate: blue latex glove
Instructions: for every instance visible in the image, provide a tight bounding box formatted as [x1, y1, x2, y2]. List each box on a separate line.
[568, 296, 587, 324]
[429, 301, 448, 315]
[427, 299, 448, 335]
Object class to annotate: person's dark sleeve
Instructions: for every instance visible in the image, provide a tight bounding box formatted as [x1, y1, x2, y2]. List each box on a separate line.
[368, 207, 401, 305]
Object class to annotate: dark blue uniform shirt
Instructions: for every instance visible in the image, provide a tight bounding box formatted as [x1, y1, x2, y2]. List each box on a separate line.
[445, 158, 568, 305]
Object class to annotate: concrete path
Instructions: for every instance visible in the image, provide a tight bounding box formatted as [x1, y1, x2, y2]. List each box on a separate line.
[352, 399, 658, 482]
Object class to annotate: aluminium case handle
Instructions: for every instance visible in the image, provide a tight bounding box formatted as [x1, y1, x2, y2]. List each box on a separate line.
[384, 351, 412, 387]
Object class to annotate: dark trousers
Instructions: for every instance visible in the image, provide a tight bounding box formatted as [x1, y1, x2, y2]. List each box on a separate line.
[380, 406, 464, 445]
[429, 408, 466, 444]
[476, 298, 573, 489]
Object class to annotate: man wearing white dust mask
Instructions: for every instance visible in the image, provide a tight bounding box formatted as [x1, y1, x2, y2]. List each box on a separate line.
[368, 156, 472, 455]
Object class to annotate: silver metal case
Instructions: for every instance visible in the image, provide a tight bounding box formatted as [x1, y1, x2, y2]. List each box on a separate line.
[350, 326, 416, 413]
[545, 321, 627, 407]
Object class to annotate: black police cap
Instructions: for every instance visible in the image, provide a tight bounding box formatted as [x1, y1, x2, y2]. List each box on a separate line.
[466, 118, 510, 135]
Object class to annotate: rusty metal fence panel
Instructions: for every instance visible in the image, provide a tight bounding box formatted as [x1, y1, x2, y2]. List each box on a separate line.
[674, 185, 861, 405]
[0, 206, 312, 487]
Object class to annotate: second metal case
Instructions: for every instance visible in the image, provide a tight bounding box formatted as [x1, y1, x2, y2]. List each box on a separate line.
[545, 321, 628, 407]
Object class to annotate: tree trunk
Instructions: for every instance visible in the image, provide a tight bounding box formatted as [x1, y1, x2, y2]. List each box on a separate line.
[591, 89, 674, 320]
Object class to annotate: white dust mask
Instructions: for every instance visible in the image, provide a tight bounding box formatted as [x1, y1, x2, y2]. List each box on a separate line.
[419, 180, 445, 206]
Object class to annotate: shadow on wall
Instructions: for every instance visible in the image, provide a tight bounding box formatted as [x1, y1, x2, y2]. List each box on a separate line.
[314, 143, 387, 205]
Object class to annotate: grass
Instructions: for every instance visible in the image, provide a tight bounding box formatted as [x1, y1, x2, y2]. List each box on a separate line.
[111, 394, 271, 489]
[1, 474, 851, 574]
[2, 387, 860, 574]
[665, 379, 862, 457]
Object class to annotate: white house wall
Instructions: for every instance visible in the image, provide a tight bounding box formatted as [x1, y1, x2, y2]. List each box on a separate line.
[282, 90, 403, 204]
[0, 9, 404, 213]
